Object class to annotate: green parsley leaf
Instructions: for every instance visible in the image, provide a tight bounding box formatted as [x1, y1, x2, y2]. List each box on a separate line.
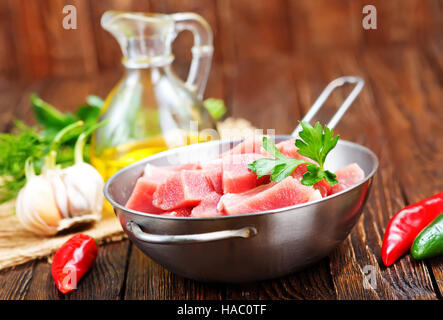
[248, 137, 308, 183]
[248, 158, 280, 179]
[295, 121, 339, 169]
[270, 161, 304, 183]
[296, 121, 339, 186]
[261, 136, 285, 159]
[248, 122, 340, 186]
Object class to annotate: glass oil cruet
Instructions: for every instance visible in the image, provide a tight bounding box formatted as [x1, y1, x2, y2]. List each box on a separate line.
[91, 11, 216, 180]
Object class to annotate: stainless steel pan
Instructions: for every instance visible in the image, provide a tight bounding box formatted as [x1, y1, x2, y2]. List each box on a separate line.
[104, 76, 378, 282]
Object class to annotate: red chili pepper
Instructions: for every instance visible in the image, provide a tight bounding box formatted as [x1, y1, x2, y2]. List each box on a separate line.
[381, 192, 443, 266]
[51, 234, 98, 294]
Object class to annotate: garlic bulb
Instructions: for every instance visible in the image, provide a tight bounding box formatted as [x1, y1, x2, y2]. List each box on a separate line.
[16, 121, 105, 236]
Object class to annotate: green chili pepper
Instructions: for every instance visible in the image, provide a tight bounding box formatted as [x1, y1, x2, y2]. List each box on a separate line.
[411, 213, 443, 259]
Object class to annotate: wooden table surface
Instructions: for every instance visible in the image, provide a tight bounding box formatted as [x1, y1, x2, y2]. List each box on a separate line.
[0, 3, 442, 300]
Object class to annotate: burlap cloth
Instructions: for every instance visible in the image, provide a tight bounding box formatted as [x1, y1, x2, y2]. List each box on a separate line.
[0, 118, 256, 270]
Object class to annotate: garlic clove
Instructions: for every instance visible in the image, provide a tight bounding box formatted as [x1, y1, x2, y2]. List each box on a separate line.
[16, 188, 49, 235]
[45, 169, 70, 219]
[16, 177, 59, 235]
[62, 163, 104, 217]
[29, 206, 59, 236]
[29, 175, 63, 227]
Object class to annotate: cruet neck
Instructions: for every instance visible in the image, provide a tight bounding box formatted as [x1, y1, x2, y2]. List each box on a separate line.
[101, 11, 175, 68]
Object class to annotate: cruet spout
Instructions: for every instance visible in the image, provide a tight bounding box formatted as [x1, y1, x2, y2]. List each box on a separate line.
[101, 11, 175, 66]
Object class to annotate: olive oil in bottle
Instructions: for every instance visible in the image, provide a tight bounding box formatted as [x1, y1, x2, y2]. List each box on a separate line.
[91, 133, 212, 180]
[91, 136, 169, 180]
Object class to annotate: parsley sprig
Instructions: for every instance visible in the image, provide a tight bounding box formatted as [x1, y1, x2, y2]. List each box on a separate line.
[248, 137, 307, 182]
[248, 121, 339, 186]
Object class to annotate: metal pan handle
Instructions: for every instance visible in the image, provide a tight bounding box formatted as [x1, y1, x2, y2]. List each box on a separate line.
[291, 76, 364, 137]
[126, 221, 257, 244]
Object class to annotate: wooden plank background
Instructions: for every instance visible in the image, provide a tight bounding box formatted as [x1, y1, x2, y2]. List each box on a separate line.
[0, 0, 441, 83]
[0, 0, 442, 300]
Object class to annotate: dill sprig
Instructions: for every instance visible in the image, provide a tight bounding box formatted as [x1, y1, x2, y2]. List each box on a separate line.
[0, 121, 49, 203]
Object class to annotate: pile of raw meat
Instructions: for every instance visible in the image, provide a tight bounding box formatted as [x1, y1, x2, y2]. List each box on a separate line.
[125, 138, 365, 217]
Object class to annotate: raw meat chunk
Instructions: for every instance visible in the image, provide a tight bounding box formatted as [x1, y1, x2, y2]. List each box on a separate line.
[228, 137, 264, 155]
[153, 170, 213, 210]
[274, 139, 313, 179]
[201, 159, 223, 194]
[218, 176, 316, 215]
[161, 207, 192, 217]
[169, 163, 201, 171]
[143, 163, 200, 183]
[290, 163, 309, 180]
[125, 177, 165, 214]
[310, 189, 323, 201]
[314, 179, 333, 197]
[276, 139, 312, 162]
[142, 164, 174, 188]
[330, 163, 365, 194]
[191, 192, 223, 217]
[222, 153, 268, 193]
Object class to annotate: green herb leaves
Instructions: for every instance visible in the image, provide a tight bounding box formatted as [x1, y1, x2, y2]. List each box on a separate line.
[302, 163, 338, 186]
[31, 93, 103, 141]
[295, 122, 339, 170]
[0, 94, 106, 203]
[248, 121, 339, 186]
[295, 121, 339, 186]
[0, 122, 47, 203]
[248, 137, 307, 183]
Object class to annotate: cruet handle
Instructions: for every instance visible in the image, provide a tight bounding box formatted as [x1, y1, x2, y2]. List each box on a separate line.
[171, 13, 214, 99]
